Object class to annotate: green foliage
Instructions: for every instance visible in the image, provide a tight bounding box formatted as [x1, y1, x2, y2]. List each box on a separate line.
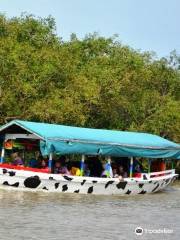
[0, 14, 179, 142]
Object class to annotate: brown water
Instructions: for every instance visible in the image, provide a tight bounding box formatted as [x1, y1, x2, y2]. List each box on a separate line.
[0, 182, 179, 240]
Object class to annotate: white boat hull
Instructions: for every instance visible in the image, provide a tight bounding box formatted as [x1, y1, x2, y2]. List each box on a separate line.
[0, 168, 178, 195]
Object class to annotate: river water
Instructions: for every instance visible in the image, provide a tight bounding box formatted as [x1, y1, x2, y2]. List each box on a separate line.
[0, 182, 179, 240]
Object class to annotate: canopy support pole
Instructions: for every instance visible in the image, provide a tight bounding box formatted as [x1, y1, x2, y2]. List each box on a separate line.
[48, 152, 53, 173]
[130, 157, 133, 178]
[171, 161, 174, 169]
[0, 139, 6, 164]
[80, 155, 85, 176]
[148, 159, 151, 173]
[0, 144, 5, 164]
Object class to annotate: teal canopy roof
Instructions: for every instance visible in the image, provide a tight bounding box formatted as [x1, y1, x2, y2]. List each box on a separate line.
[0, 120, 180, 159]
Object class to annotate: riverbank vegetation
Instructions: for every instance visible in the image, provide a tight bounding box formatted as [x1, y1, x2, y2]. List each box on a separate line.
[0, 14, 179, 143]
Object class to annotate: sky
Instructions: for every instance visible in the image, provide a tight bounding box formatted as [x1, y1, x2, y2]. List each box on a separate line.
[0, 0, 179, 57]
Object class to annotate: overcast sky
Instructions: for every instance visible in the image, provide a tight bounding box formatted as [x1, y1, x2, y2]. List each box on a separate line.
[0, 0, 179, 57]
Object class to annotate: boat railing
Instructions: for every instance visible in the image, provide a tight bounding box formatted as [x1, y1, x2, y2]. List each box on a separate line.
[148, 169, 175, 178]
[133, 169, 175, 180]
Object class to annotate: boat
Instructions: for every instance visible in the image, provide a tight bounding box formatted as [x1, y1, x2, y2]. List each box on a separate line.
[0, 120, 179, 195]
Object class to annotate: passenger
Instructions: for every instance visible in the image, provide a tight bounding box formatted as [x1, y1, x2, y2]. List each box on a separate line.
[11, 152, 24, 166]
[101, 161, 113, 178]
[134, 164, 142, 173]
[118, 165, 128, 178]
[39, 159, 48, 169]
[112, 168, 119, 178]
[53, 161, 61, 174]
[133, 159, 144, 173]
[29, 151, 40, 168]
[151, 160, 158, 172]
[54, 161, 70, 175]
[70, 166, 81, 176]
[84, 164, 91, 176]
[29, 157, 38, 168]
[159, 159, 166, 171]
[87, 157, 103, 177]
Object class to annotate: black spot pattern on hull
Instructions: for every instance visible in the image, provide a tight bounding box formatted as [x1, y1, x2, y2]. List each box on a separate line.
[63, 176, 73, 181]
[24, 176, 41, 188]
[139, 183, 144, 188]
[92, 180, 97, 184]
[105, 180, 114, 189]
[139, 190, 146, 194]
[2, 169, 7, 174]
[3, 181, 19, 187]
[143, 175, 148, 180]
[116, 181, 127, 190]
[81, 179, 86, 185]
[62, 184, 68, 192]
[49, 177, 54, 180]
[43, 187, 48, 190]
[74, 189, 80, 193]
[87, 186, 93, 194]
[152, 183, 159, 192]
[12, 182, 19, 187]
[55, 183, 60, 189]
[165, 179, 170, 184]
[149, 180, 152, 183]
[125, 190, 131, 195]
[9, 171, 16, 177]
[3, 181, 8, 186]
